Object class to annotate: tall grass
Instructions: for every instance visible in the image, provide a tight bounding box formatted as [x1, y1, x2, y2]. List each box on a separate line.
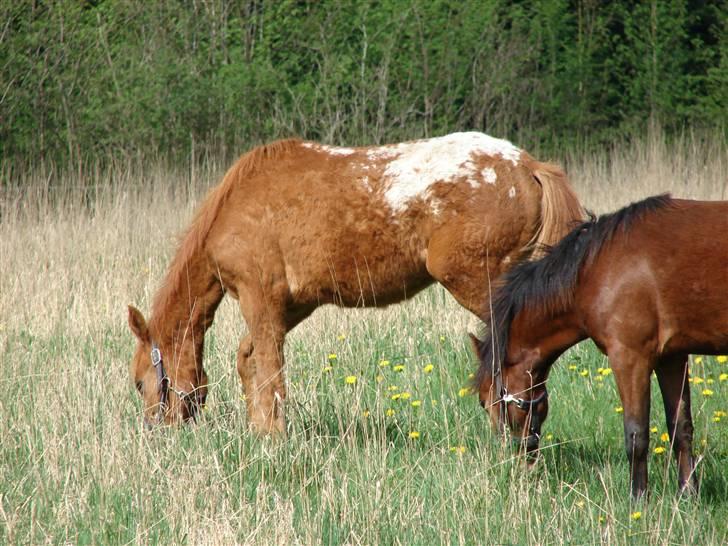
[1, 133, 727, 544]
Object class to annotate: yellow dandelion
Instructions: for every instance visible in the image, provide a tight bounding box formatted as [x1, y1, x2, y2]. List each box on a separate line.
[631, 511, 642, 521]
[345, 375, 357, 385]
[594, 375, 604, 382]
[431, 399, 438, 406]
[337, 334, 346, 341]
[439, 335, 446, 343]
[393, 364, 405, 372]
[707, 378, 715, 384]
[719, 373, 728, 382]
[650, 426, 658, 433]
[692, 377, 704, 384]
[615, 406, 623, 414]
[449, 445, 467, 454]
[400, 392, 411, 400]
[387, 385, 399, 392]
[328, 353, 337, 360]
[654, 446, 666, 454]
[545, 433, 553, 441]
[409, 431, 420, 439]
[598, 516, 606, 524]
[391, 394, 401, 401]
[362, 410, 370, 417]
[660, 432, 669, 442]
[323, 366, 333, 373]
[386, 408, 395, 417]
[600, 368, 612, 376]
[695, 356, 703, 364]
[713, 410, 727, 418]
[568, 365, 578, 371]
[423, 364, 434, 373]
[713, 416, 721, 423]
[379, 360, 390, 367]
[376, 375, 384, 383]
[458, 387, 471, 397]
[468, 373, 475, 380]
[579, 369, 589, 377]
[703, 389, 714, 396]
[411, 400, 422, 407]
[717, 356, 728, 364]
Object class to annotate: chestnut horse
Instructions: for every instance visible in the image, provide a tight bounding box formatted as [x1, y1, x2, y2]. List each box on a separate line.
[473, 194, 728, 497]
[127, 132, 584, 433]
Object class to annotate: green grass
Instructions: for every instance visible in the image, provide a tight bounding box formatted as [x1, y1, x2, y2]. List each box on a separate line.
[2, 291, 728, 544]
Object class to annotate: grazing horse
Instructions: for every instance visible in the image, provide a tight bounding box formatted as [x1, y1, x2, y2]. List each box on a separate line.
[127, 132, 584, 433]
[472, 194, 728, 497]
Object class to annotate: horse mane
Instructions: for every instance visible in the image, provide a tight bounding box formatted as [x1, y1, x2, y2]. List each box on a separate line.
[150, 139, 301, 325]
[474, 193, 675, 387]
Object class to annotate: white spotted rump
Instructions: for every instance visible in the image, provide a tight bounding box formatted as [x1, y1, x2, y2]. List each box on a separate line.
[379, 132, 520, 212]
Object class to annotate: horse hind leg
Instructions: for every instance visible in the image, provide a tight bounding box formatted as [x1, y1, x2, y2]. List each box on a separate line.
[655, 355, 698, 495]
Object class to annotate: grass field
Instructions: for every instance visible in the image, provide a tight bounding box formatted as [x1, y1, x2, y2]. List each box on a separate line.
[1, 134, 727, 544]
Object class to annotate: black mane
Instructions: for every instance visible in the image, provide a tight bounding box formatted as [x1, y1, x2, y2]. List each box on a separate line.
[474, 194, 675, 388]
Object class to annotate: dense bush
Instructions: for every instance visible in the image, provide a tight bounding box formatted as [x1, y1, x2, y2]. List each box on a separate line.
[1, 0, 725, 164]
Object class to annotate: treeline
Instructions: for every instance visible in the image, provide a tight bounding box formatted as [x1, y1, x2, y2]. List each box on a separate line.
[1, 0, 726, 165]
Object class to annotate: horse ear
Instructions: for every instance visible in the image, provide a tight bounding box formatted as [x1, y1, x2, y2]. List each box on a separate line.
[468, 332, 483, 357]
[127, 305, 150, 343]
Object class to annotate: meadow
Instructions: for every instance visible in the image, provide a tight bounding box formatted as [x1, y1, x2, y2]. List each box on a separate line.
[1, 133, 727, 545]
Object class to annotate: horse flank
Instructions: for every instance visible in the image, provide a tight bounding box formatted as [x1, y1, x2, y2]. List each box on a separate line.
[150, 139, 301, 324]
[474, 193, 676, 388]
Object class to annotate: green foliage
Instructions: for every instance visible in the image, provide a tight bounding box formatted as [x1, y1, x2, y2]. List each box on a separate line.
[1, 0, 725, 165]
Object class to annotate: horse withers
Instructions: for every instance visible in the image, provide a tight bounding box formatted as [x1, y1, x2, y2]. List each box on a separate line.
[473, 194, 728, 497]
[127, 132, 584, 433]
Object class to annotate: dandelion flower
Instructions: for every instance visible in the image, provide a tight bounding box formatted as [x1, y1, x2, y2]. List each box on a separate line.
[468, 373, 475, 380]
[362, 410, 370, 417]
[386, 408, 395, 417]
[692, 377, 704, 384]
[449, 445, 466, 454]
[703, 389, 714, 396]
[650, 426, 658, 433]
[345, 375, 357, 385]
[387, 385, 399, 392]
[615, 406, 623, 413]
[660, 432, 669, 443]
[391, 394, 401, 401]
[337, 334, 346, 341]
[654, 446, 666, 454]
[600, 368, 612, 376]
[409, 431, 420, 439]
[579, 369, 589, 377]
[713, 410, 727, 418]
[423, 364, 434, 374]
[545, 433, 553, 441]
[695, 356, 703, 364]
[439, 335, 446, 343]
[707, 378, 715, 384]
[379, 360, 390, 367]
[376, 375, 384, 383]
[712, 416, 721, 423]
[631, 511, 642, 521]
[411, 400, 422, 407]
[328, 353, 338, 361]
[323, 366, 333, 373]
[719, 373, 728, 382]
[568, 365, 578, 371]
[393, 364, 405, 372]
[458, 387, 471, 397]
[717, 356, 727, 364]
[400, 392, 411, 400]
[598, 516, 606, 524]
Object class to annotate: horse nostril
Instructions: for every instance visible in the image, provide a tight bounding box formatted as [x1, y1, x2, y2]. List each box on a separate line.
[479, 399, 486, 408]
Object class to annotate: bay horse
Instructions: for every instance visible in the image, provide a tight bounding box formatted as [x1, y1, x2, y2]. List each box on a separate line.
[127, 132, 584, 434]
[472, 194, 728, 497]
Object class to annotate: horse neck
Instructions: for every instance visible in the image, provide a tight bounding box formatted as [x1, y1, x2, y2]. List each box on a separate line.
[148, 245, 224, 373]
[512, 301, 584, 365]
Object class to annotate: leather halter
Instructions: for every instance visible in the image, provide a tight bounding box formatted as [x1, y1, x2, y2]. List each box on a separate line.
[149, 343, 190, 424]
[492, 365, 547, 447]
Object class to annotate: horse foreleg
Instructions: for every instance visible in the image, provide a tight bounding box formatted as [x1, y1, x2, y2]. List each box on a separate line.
[656, 355, 698, 495]
[611, 348, 653, 498]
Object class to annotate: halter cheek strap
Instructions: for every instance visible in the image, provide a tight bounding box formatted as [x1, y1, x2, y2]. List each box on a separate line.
[149, 343, 191, 424]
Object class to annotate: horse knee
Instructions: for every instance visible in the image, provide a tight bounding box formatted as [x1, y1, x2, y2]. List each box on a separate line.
[624, 420, 649, 461]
